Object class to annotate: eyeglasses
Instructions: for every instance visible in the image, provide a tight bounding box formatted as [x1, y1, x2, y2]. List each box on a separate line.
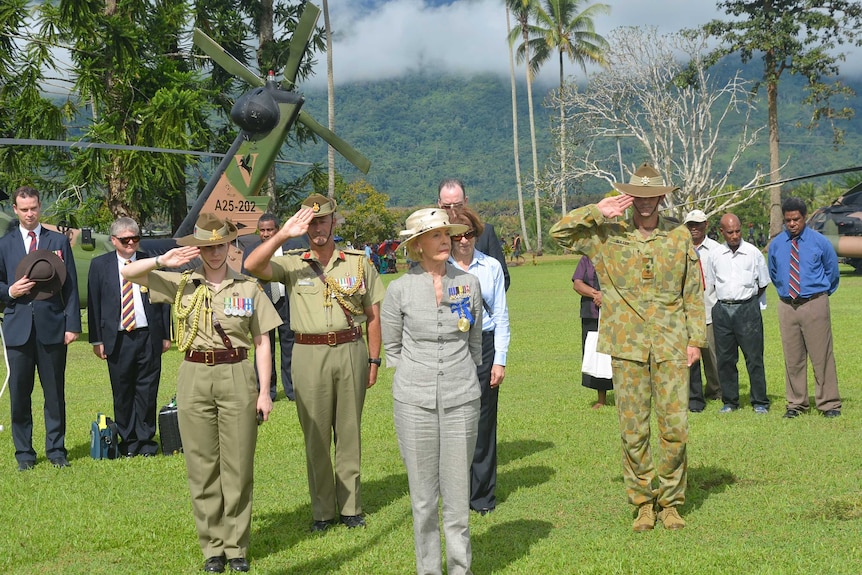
[451, 230, 476, 242]
[113, 235, 141, 245]
[440, 202, 464, 210]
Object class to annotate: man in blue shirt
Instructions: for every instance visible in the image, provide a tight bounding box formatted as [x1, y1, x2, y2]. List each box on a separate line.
[767, 197, 841, 419]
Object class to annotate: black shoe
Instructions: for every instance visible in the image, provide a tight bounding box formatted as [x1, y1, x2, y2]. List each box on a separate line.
[478, 507, 494, 516]
[49, 456, 70, 468]
[18, 461, 35, 471]
[689, 407, 704, 413]
[822, 409, 841, 418]
[311, 519, 336, 532]
[203, 556, 226, 573]
[783, 409, 802, 419]
[228, 558, 249, 572]
[340, 514, 366, 528]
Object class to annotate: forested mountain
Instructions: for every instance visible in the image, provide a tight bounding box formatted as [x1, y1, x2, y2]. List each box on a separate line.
[294, 72, 555, 205]
[293, 61, 862, 208]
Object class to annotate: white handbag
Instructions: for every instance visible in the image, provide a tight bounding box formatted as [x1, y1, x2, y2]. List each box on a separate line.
[582, 330, 613, 379]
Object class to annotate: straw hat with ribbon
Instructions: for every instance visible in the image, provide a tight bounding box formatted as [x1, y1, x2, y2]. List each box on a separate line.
[399, 208, 469, 256]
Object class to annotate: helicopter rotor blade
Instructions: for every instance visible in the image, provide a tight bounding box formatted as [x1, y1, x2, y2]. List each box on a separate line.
[193, 28, 264, 88]
[282, 3, 321, 89]
[298, 110, 371, 174]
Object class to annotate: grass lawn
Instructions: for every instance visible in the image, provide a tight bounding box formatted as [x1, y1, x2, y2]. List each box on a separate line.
[1, 255, 861, 574]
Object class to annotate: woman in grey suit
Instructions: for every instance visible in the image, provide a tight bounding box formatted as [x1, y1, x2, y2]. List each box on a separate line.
[381, 208, 484, 575]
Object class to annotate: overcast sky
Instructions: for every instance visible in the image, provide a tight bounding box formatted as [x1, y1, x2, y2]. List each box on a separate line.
[305, 0, 726, 87]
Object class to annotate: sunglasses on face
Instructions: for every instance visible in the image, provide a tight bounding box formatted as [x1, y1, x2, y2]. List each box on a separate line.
[113, 235, 141, 245]
[451, 230, 476, 242]
[440, 202, 464, 210]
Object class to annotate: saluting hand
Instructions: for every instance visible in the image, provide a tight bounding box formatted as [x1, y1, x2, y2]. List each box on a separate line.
[597, 194, 634, 219]
[282, 207, 315, 238]
[160, 246, 200, 267]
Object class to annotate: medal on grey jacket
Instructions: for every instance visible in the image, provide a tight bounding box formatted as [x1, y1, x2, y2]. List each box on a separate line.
[448, 287, 474, 333]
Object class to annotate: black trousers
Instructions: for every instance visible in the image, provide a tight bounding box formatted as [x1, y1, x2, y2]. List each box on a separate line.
[470, 331, 498, 511]
[257, 296, 296, 401]
[9, 326, 68, 463]
[712, 298, 770, 408]
[107, 328, 161, 456]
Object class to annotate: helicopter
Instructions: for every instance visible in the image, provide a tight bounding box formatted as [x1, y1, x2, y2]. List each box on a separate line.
[0, 2, 370, 307]
[806, 181, 862, 272]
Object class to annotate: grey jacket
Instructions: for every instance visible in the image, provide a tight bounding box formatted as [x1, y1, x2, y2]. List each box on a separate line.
[381, 263, 483, 409]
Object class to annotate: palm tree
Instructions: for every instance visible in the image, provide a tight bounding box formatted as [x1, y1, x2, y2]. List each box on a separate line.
[523, 0, 609, 216]
[322, 0, 336, 199]
[507, 0, 544, 255]
[505, 5, 532, 251]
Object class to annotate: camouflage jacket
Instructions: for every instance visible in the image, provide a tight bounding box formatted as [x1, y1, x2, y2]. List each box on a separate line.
[550, 204, 706, 363]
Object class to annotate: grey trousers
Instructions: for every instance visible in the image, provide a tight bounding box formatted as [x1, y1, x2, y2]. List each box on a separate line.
[394, 398, 480, 575]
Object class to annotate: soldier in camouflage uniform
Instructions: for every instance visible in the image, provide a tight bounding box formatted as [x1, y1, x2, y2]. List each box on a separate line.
[550, 164, 706, 532]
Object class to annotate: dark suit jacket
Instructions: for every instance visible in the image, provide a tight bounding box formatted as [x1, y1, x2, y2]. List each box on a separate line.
[87, 250, 170, 356]
[0, 227, 82, 346]
[476, 222, 510, 291]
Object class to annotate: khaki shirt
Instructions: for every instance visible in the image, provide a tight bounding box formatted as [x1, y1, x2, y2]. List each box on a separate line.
[148, 267, 281, 350]
[550, 204, 706, 363]
[269, 249, 384, 333]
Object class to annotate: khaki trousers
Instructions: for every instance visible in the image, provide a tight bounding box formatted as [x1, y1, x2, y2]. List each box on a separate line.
[293, 339, 369, 520]
[177, 360, 259, 560]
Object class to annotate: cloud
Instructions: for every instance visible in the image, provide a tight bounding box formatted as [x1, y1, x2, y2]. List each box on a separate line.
[306, 0, 725, 87]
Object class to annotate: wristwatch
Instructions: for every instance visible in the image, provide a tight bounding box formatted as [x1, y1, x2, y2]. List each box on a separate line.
[368, 358, 382, 366]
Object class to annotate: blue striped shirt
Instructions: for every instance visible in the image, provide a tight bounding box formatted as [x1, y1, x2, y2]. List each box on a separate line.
[767, 226, 839, 298]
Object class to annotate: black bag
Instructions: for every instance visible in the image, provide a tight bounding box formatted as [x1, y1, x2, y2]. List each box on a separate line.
[90, 413, 120, 460]
[159, 398, 183, 455]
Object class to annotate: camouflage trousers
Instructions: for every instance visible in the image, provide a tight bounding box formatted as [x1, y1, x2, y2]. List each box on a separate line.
[612, 354, 689, 508]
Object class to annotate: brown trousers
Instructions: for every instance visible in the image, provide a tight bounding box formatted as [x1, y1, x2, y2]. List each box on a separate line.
[777, 296, 841, 412]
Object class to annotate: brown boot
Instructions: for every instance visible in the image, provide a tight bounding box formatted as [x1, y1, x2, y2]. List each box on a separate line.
[632, 503, 656, 532]
[657, 506, 686, 530]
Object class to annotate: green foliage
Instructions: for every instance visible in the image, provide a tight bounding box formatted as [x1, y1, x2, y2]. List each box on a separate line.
[700, 0, 862, 139]
[337, 179, 399, 245]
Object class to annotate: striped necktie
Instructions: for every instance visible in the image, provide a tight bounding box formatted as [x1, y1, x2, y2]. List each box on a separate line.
[28, 230, 37, 253]
[121, 260, 136, 331]
[789, 238, 801, 299]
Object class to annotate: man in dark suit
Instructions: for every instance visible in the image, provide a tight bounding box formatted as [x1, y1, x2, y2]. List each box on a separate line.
[0, 186, 81, 470]
[242, 213, 308, 401]
[437, 178, 510, 291]
[87, 217, 171, 457]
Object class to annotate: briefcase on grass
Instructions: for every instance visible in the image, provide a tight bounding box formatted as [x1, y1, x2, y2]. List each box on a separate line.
[158, 399, 183, 455]
[90, 413, 120, 460]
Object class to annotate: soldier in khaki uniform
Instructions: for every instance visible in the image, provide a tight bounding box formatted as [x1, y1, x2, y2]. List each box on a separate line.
[123, 214, 281, 573]
[245, 194, 384, 531]
[550, 164, 706, 532]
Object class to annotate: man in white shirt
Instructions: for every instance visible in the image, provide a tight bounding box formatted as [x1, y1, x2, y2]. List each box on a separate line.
[684, 210, 722, 412]
[705, 213, 771, 414]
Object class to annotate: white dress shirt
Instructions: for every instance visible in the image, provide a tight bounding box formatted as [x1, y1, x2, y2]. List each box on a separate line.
[705, 239, 770, 302]
[117, 253, 148, 330]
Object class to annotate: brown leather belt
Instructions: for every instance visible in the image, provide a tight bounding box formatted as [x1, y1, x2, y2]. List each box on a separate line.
[185, 348, 248, 365]
[295, 326, 362, 346]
